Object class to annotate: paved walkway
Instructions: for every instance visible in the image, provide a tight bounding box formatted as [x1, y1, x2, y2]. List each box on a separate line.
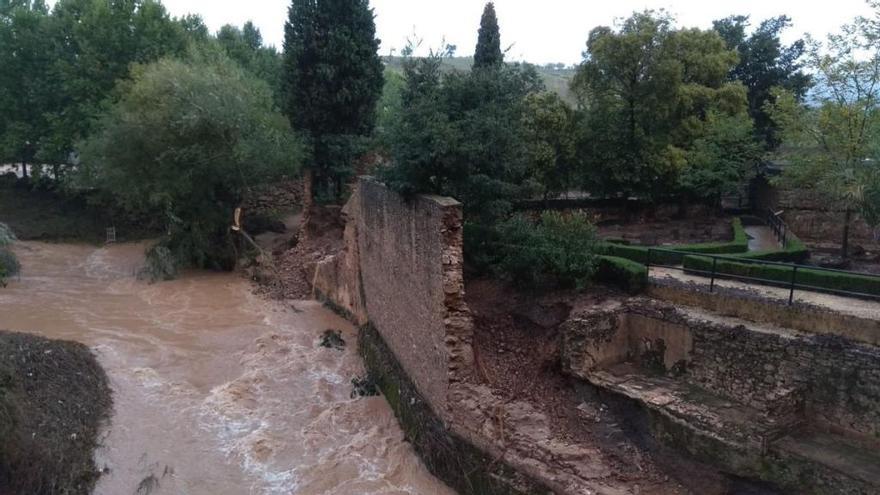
[650, 267, 880, 321]
[744, 225, 781, 252]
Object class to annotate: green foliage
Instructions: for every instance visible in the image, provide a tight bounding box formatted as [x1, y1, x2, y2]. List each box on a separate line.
[713, 15, 811, 149]
[680, 111, 762, 203]
[0, 223, 15, 247]
[494, 211, 599, 288]
[732, 233, 810, 263]
[683, 255, 880, 297]
[77, 53, 304, 271]
[138, 244, 178, 282]
[217, 22, 283, 106]
[473, 2, 502, 69]
[572, 11, 755, 201]
[521, 92, 578, 199]
[597, 218, 749, 265]
[595, 255, 648, 294]
[381, 51, 544, 224]
[282, 0, 384, 200]
[767, 8, 880, 253]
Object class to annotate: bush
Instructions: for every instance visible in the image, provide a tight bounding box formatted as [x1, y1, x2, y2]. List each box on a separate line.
[595, 255, 648, 294]
[732, 233, 810, 263]
[495, 211, 600, 288]
[598, 217, 748, 265]
[138, 245, 178, 283]
[0, 223, 15, 247]
[683, 255, 880, 297]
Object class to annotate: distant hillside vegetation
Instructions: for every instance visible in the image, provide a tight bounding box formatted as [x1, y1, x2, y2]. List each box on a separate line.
[382, 56, 577, 105]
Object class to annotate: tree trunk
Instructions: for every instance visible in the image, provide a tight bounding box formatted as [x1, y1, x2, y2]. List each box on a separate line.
[20, 160, 28, 179]
[842, 208, 852, 259]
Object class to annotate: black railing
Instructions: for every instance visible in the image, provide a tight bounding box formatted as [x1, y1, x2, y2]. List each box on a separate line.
[645, 248, 880, 304]
[764, 209, 788, 246]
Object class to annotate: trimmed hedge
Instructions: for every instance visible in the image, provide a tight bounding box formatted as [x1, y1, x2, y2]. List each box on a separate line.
[730, 233, 810, 264]
[598, 218, 749, 265]
[595, 255, 648, 294]
[682, 255, 880, 297]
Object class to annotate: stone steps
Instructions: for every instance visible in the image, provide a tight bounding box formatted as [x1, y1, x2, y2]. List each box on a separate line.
[772, 427, 880, 489]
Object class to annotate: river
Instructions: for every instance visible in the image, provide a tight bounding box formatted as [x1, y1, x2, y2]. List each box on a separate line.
[0, 241, 453, 495]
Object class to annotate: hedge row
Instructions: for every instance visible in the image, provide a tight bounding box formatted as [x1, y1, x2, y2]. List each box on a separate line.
[598, 218, 748, 265]
[682, 255, 880, 297]
[728, 232, 810, 264]
[594, 255, 648, 294]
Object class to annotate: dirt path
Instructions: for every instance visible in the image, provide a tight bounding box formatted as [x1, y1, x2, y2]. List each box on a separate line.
[0, 241, 453, 495]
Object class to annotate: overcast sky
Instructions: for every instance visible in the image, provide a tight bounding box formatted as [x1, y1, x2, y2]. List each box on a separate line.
[153, 1, 875, 64]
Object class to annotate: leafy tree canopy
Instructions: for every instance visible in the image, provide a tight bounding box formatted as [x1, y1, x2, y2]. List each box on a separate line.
[713, 15, 811, 148]
[768, 4, 880, 255]
[572, 11, 755, 201]
[77, 51, 304, 270]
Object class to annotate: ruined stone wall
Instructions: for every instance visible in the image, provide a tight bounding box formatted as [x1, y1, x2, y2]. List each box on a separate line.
[355, 178, 473, 416]
[242, 177, 304, 214]
[564, 302, 880, 436]
[753, 178, 879, 247]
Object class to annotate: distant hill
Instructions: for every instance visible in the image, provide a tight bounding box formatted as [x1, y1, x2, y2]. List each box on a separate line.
[382, 56, 577, 105]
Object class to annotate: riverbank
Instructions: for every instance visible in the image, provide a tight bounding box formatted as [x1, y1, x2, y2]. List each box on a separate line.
[0, 182, 159, 243]
[0, 330, 112, 495]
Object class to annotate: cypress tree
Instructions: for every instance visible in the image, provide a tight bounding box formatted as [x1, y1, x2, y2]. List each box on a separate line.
[282, 0, 384, 200]
[473, 2, 503, 69]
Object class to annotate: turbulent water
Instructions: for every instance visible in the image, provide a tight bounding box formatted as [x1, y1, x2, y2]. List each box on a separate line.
[0, 241, 454, 495]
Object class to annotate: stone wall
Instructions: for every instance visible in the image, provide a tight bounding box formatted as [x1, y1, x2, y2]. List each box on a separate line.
[753, 177, 879, 247]
[356, 178, 473, 416]
[563, 300, 880, 437]
[242, 177, 304, 215]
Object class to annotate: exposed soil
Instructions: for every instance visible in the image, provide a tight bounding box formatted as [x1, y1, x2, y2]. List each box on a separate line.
[597, 216, 735, 246]
[0, 330, 112, 495]
[464, 278, 761, 494]
[254, 204, 346, 300]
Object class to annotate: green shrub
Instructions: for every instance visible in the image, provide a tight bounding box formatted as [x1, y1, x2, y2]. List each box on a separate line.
[0, 249, 19, 286]
[138, 245, 178, 283]
[598, 217, 748, 265]
[0, 223, 15, 247]
[733, 232, 810, 263]
[683, 255, 880, 297]
[495, 211, 599, 288]
[595, 255, 648, 294]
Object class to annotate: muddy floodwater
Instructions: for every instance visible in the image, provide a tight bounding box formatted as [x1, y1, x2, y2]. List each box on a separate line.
[0, 242, 454, 495]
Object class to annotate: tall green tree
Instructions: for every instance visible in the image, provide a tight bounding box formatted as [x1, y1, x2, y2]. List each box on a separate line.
[767, 6, 880, 258]
[77, 52, 303, 271]
[0, 0, 52, 175]
[217, 21, 283, 105]
[282, 0, 384, 201]
[572, 11, 752, 201]
[713, 15, 811, 148]
[473, 2, 502, 69]
[42, 0, 188, 164]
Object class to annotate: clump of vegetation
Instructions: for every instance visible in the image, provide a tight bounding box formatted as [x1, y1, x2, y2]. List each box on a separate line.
[138, 245, 179, 283]
[77, 50, 303, 274]
[351, 374, 380, 398]
[0, 331, 112, 494]
[493, 211, 600, 289]
[0, 222, 19, 286]
[319, 329, 346, 350]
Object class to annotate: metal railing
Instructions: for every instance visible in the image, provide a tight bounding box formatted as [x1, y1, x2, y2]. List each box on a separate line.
[645, 248, 880, 304]
[764, 209, 788, 246]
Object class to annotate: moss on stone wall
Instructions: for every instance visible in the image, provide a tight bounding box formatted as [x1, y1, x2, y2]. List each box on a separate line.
[358, 324, 553, 495]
